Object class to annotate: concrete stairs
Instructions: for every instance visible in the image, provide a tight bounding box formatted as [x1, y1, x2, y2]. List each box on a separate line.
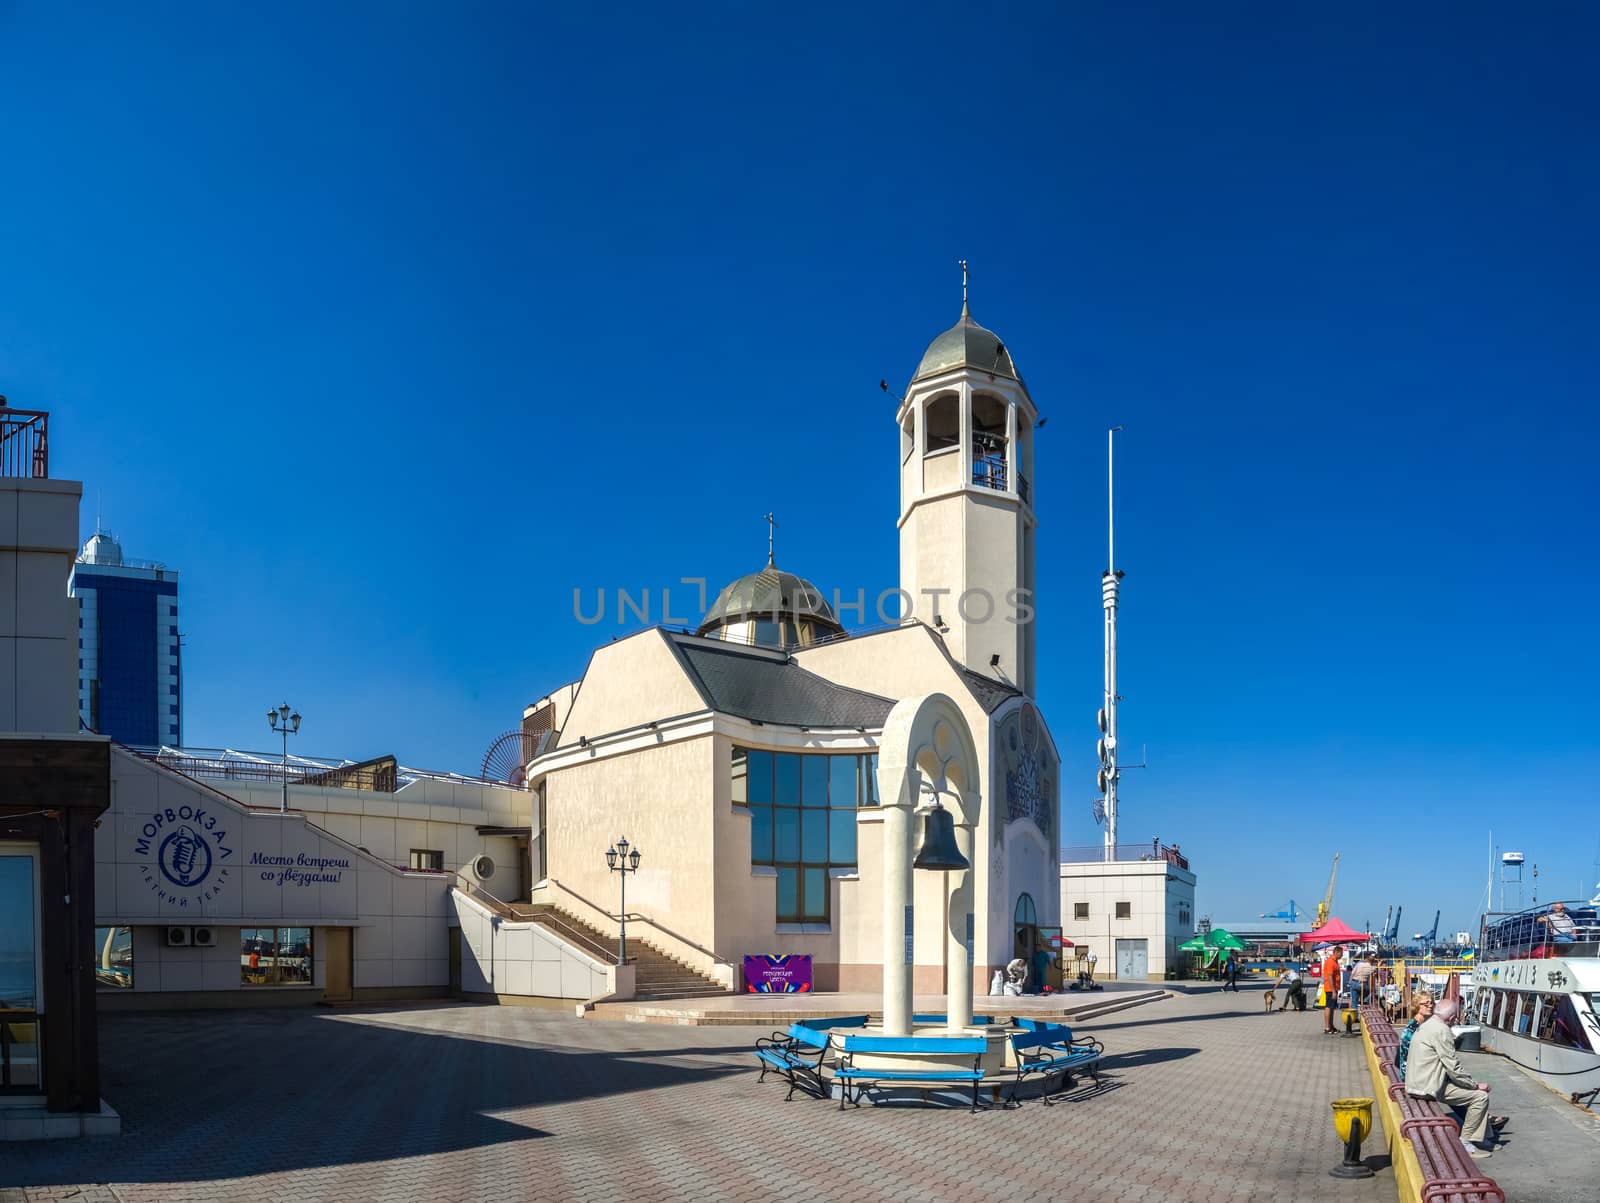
[511, 902, 728, 1000]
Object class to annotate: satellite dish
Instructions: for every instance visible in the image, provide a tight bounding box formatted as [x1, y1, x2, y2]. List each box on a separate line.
[1096, 767, 1108, 792]
[1097, 708, 1107, 733]
[1096, 738, 1107, 764]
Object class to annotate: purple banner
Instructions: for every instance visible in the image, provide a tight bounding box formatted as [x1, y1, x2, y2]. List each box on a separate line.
[744, 954, 813, 993]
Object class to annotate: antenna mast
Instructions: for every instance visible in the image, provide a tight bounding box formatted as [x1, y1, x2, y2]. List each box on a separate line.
[1100, 427, 1124, 861]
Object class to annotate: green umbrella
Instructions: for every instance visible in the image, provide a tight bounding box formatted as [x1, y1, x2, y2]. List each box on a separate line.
[1179, 928, 1246, 953]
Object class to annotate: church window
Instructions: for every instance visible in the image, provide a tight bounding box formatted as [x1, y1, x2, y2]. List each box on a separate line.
[902, 410, 915, 462]
[736, 745, 873, 922]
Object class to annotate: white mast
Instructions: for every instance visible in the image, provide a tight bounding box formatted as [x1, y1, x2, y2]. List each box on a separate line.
[1101, 427, 1124, 861]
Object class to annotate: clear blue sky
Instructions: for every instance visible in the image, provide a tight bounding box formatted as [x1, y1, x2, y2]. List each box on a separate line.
[2, 4, 1595, 936]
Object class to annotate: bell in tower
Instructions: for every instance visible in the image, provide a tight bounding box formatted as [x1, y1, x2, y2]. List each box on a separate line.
[896, 263, 1039, 695]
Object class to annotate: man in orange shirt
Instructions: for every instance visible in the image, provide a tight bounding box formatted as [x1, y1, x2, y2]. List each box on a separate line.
[1322, 950, 1343, 1034]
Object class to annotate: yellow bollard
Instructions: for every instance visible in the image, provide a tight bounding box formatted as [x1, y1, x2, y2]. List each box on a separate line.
[1330, 1098, 1375, 1179]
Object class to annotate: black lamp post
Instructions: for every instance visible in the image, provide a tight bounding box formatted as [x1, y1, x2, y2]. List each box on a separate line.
[267, 702, 302, 812]
[605, 836, 641, 965]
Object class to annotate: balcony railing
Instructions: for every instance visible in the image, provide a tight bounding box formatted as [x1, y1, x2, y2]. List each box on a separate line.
[972, 453, 1007, 492]
[972, 453, 1031, 504]
[0, 401, 48, 479]
[1061, 840, 1190, 870]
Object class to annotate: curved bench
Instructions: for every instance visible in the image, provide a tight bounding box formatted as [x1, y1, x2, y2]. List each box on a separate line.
[1360, 1004, 1504, 1203]
[834, 1033, 988, 1112]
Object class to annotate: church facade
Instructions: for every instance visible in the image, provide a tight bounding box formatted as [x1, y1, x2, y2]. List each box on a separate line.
[524, 298, 1064, 993]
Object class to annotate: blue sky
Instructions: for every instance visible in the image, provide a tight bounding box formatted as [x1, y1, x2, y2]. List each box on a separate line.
[2, 4, 1595, 935]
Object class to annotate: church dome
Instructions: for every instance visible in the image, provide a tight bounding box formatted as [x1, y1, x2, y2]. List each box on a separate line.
[913, 308, 1021, 384]
[697, 561, 845, 650]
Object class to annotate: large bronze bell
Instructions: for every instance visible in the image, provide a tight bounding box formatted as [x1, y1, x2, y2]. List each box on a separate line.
[912, 803, 970, 872]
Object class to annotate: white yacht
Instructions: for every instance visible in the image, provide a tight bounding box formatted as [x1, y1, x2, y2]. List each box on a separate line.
[1470, 893, 1600, 1104]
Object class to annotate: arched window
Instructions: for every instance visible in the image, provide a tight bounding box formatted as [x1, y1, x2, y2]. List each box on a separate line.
[972, 394, 1008, 491]
[924, 393, 959, 452]
[902, 410, 916, 462]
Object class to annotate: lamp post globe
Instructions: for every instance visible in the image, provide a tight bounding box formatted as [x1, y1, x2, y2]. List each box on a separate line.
[268, 702, 302, 812]
[605, 837, 641, 966]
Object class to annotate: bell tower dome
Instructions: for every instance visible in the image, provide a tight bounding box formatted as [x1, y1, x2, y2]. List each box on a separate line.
[897, 268, 1037, 695]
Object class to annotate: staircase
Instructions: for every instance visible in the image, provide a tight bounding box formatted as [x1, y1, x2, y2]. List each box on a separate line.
[510, 903, 728, 1000]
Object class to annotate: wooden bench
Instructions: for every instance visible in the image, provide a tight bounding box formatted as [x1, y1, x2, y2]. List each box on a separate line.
[1362, 1004, 1505, 1203]
[754, 1023, 834, 1101]
[1008, 1023, 1103, 1105]
[834, 1034, 989, 1112]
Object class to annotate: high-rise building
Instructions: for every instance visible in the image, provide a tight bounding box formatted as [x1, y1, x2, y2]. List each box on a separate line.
[68, 528, 181, 746]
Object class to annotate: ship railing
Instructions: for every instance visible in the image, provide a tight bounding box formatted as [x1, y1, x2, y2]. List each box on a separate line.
[1479, 902, 1600, 961]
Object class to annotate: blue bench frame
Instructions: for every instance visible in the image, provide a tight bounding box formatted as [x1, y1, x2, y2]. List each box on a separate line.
[834, 1033, 990, 1113]
[754, 1023, 835, 1101]
[1008, 1017, 1103, 1104]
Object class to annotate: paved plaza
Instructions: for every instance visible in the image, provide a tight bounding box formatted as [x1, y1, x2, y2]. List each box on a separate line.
[3, 986, 1396, 1203]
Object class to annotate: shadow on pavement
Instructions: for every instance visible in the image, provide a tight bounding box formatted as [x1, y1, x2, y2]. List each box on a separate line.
[0, 1006, 746, 1190]
[1096, 1046, 1200, 1070]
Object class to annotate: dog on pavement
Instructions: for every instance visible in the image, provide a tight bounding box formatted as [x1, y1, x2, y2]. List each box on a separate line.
[1263, 988, 1277, 1012]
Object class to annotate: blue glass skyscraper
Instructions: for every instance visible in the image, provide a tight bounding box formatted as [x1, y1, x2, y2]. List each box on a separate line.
[67, 530, 180, 746]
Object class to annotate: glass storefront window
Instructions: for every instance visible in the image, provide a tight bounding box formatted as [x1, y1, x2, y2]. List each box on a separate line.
[1, 849, 41, 1091]
[241, 927, 314, 986]
[94, 926, 134, 989]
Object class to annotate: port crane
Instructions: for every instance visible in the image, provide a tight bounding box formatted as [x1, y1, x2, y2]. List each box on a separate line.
[1259, 900, 1303, 924]
[1412, 909, 1440, 954]
[1314, 852, 1340, 928]
[1382, 905, 1402, 947]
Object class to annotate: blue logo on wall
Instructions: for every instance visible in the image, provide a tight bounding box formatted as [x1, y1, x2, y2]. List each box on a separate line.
[157, 824, 213, 888]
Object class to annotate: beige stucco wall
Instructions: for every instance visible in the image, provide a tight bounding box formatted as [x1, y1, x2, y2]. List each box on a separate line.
[0, 477, 82, 733]
[558, 629, 706, 745]
[542, 733, 718, 950]
[796, 626, 1056, 980]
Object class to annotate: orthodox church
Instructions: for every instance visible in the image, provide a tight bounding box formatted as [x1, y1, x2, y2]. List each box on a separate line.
[523, 293, 1063, 993]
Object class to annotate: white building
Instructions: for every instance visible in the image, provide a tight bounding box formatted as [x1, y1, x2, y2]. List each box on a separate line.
[1060, 852, 1196, 980]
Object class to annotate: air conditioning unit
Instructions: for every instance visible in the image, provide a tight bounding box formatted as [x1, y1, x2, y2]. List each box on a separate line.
[165, 926, 192, 947]
[191, 926, 217, 948]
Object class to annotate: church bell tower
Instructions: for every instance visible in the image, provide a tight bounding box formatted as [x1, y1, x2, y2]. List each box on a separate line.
[897, 267, 1038, 696]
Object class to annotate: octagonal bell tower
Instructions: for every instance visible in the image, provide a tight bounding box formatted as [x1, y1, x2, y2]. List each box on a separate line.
[897, 274, 1038, 696]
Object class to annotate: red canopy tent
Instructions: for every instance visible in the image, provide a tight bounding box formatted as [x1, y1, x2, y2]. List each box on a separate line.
[1300, 917, 1368, 944]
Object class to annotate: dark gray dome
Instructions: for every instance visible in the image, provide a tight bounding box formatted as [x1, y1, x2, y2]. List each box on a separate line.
[913, 309, 1020, 383]
[697, 562, 845, 649]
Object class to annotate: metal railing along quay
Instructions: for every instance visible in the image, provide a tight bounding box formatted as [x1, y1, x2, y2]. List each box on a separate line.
[1060, 840, 1189, 870]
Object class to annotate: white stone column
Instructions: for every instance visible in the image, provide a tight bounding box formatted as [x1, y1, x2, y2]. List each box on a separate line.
[1005, 402, 1018, 493]
[946, 816, 976, 1031]
[881, 795, 913, 1037]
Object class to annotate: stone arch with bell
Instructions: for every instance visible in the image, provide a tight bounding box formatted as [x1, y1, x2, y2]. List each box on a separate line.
[875, 692, 982, 1036]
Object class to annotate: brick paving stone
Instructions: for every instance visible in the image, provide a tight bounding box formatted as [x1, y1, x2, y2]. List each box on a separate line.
[0, 986, 1393, 1203]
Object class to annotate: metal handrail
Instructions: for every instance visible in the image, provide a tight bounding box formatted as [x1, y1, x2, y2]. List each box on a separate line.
[454, 874, 622, 965]
[1480, 901, 1600, 961]
[531, 877, 729, 975]
[1061, 841, 1190, 870]
[0, 401, 48, 479]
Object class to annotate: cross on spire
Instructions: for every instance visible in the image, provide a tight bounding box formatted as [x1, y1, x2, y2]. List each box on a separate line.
[960, 259, 969, 317]
[764, 512, 777, 567]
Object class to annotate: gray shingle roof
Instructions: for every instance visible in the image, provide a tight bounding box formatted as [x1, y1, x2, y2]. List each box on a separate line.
[666, 635, 893, 728]
[956, 666, 1023, 713]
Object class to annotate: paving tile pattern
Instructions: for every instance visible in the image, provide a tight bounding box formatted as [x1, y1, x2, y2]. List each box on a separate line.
[1, 986, 1391, 1203]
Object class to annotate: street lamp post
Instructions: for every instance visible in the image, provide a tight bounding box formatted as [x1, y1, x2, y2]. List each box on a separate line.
[604, 836, 641, 965]
[267, 702, 302, 812]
